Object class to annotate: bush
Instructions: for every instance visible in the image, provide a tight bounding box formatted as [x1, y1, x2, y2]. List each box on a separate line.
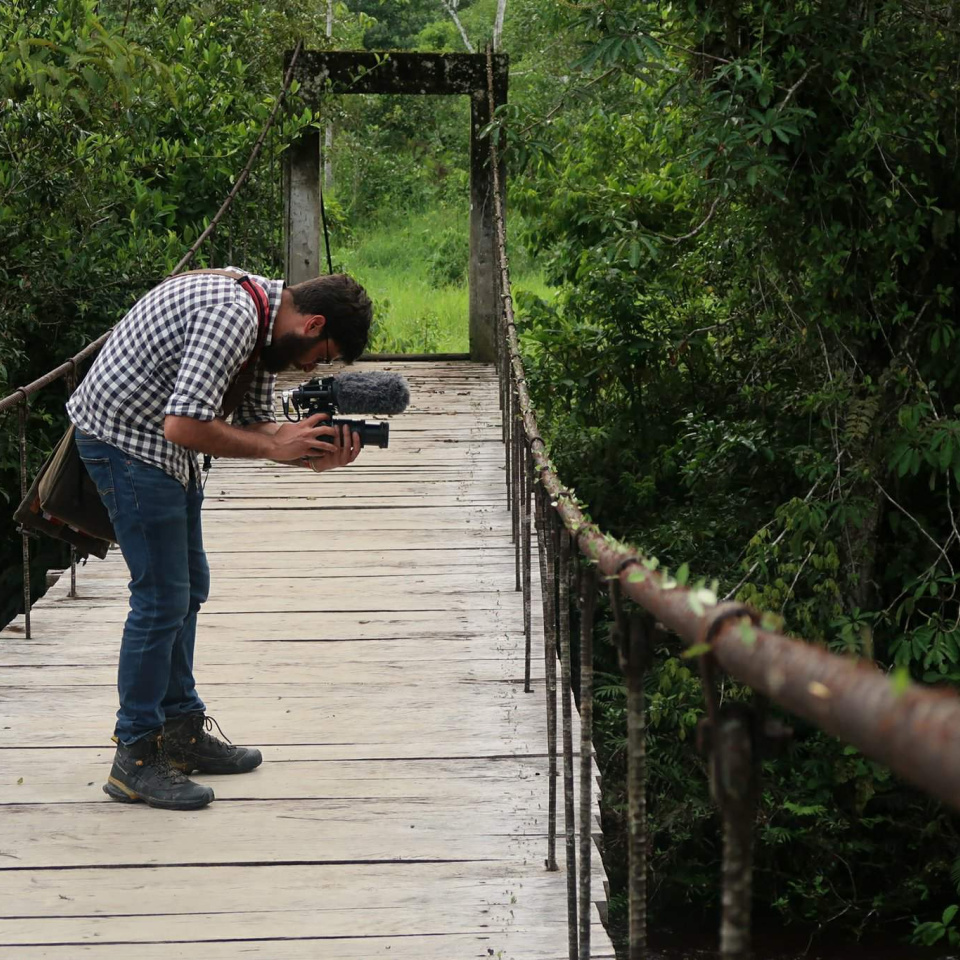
[426, 225, 469, 288]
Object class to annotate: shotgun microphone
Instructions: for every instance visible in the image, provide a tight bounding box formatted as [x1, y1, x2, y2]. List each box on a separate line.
[328, 371, 410, 415]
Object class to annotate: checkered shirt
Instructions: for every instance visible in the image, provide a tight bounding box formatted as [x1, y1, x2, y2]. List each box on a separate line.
[67, 268, 283, 488]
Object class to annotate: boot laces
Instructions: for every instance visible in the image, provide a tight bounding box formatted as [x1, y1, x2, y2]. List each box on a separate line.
[194, 714, 233, 749]
[154, 735, 190, 785]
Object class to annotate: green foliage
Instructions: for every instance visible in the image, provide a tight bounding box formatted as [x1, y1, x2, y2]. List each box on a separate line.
[0, 0, 335, 624]
[913, 905, 960, 948]
[426, 226, 469, 289]
[504, 0, 960, 939]
[329, 92, 470, 220]
[338, 209, 549, 353]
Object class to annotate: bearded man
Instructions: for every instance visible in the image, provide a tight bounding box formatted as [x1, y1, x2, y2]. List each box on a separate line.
[67, 269, 372, 810]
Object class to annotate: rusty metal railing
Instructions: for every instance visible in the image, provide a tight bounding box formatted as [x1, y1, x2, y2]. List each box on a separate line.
[485, 48, 960, 960]
[1, 41, 303, 635]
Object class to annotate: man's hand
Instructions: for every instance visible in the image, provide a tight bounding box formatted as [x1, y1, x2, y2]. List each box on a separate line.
[271, 416, 362, 472]
[304, 422, 362, 473]
[269, 413, 343, 463]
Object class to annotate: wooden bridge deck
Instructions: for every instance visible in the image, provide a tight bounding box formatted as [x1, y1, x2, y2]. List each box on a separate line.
[0, 361, 614, 959]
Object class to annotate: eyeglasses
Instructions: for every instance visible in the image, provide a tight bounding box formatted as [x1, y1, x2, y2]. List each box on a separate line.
[316, 336, 341, 365]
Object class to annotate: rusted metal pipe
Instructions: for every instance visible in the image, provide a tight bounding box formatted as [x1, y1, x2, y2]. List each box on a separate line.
[0, 341, 108, 414]
[586, 526, 960, 811]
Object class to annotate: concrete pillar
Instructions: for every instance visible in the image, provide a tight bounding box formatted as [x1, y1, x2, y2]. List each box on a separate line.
[469, 62, 507, 363]
[284, 129, 321, 285]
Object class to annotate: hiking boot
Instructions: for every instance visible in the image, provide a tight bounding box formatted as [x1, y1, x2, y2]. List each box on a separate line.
[163, 712, 263, 775]
[103, 732, 215, 810]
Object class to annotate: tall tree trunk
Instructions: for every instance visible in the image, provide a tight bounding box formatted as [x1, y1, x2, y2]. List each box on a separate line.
[493, 0, 507, 51]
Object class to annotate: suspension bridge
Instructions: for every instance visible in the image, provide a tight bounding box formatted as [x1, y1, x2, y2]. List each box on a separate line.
[3, 47, 960, 960]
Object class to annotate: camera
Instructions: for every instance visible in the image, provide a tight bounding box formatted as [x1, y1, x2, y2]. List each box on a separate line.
[281, 376, 390, 449]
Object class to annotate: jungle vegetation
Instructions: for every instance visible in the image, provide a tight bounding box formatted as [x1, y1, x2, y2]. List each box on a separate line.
[3, 0, 960, 950]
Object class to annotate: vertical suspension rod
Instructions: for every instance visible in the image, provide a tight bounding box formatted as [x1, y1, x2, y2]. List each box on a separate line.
[505, 379, 513, 508]
[536, 485, 559, 871]
[522, 441, 533, 692]
[513, 389, 521, 589]
[557, 518, 579, 960]
[18, 398, 31, 639]
[578, 569, 598, 958]
[625, 610, 649, 959]
[66, 362, 78, 598]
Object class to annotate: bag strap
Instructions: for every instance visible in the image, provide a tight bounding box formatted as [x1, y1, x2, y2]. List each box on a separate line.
[220, 275, 270, 418]
[234, 276, 270, 377]
[162, 270, 271, 418]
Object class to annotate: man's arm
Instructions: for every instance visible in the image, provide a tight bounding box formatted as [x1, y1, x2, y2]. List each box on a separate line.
[240, 421, 281, 437]
[164, 413, 340, 463]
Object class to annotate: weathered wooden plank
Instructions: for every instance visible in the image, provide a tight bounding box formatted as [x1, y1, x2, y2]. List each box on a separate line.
[61, 561, 533, 581]
[0, 798, 593, 869]
[0, 762, 603, 846]
[198, 511, 506, 534]
[35, 594, 537, 619]
[201, 497, 505, 510]
[0, 685, 575, 751]
[10, 599, 542, 623]
[0, 635, 537, 666]
[39, 569, 541, 597]
[0, 753, 601, 804]
[34, 548, 520, 580]
[0, 865, 610, 956]
[0, 939, 614, 960]
[3, 609, 538, 642]
[0, 656, 546, 687]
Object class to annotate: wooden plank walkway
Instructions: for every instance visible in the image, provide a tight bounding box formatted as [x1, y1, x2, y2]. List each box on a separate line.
[0, 361, 614, 959]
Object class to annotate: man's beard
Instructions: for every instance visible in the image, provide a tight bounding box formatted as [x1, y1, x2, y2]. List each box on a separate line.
[261, 332, 324, 373]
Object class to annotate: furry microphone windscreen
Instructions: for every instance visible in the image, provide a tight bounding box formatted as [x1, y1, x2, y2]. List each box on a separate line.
[331, 371, 411, 415]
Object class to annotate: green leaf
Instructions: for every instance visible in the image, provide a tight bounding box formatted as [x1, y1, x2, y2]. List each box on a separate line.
[890, 667, 911, 697]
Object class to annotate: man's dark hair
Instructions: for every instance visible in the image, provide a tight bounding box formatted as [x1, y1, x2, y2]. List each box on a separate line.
[288, 274, 372, 363]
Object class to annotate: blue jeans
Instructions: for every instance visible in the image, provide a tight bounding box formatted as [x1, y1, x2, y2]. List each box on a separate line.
[75, 430, 208, 744]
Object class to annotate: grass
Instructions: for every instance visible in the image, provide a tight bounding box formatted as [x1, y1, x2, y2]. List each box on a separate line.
[336, 206, 553, 354]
